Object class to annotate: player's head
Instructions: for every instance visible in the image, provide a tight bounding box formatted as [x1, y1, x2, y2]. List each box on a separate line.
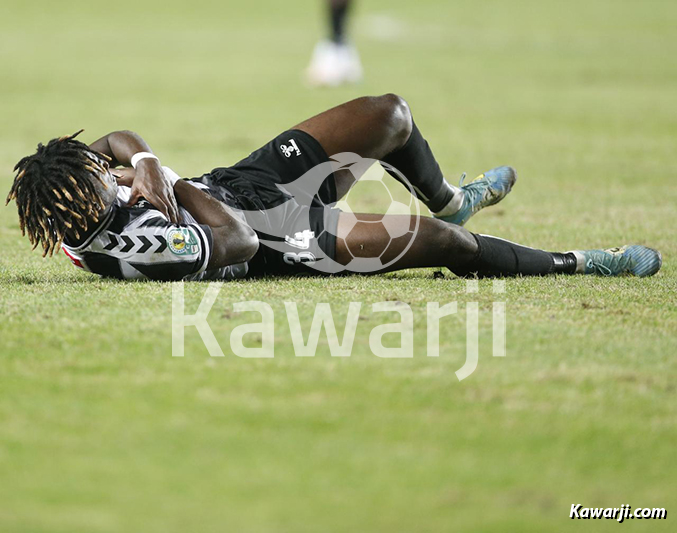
[5, 130, 118, 257]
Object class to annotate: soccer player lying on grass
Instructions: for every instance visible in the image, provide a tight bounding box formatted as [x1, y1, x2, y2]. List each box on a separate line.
[6, 94, 661, 281]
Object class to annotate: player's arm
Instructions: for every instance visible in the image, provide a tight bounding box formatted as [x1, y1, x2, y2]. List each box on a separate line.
[171, 180, 259, 269]
[89, 130, 180, 224]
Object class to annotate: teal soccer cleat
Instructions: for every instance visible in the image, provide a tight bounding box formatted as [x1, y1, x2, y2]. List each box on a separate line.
[574, 245, 662, 277]
[435, 166, 517, 226]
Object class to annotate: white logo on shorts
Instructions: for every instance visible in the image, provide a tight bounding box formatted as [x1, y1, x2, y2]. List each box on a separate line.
[283, 252, 316, 265]
[280, 139, 301, 158]
[285, 229, 314, 249]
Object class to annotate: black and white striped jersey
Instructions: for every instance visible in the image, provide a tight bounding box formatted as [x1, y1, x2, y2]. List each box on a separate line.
[61, 168, 249, 281]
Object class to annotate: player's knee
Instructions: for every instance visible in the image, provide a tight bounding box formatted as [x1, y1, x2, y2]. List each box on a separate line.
[377, 93, 413, 147]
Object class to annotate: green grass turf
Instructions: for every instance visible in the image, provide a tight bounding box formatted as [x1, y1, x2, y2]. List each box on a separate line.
[1, 0, 676, 531]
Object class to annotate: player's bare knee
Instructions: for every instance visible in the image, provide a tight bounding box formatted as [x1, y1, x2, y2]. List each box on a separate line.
[376, 93, 413, 148]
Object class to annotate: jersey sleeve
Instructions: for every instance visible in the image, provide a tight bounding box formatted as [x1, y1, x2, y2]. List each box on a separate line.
[79, 209, 214, 281]
[117, 219, 213, 281]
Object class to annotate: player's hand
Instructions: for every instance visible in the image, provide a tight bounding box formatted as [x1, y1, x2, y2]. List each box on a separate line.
[126, 160, 181, 224]
[112, 167, 135, 187]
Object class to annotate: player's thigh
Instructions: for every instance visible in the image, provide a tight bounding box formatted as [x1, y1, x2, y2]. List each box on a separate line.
[293, 94, 412, 161]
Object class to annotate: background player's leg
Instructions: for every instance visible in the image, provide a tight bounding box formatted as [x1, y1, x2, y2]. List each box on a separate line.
[329, 0, 351, 44]
[294, 94, 458, 210]
[306, 0, 362, 87]
[335, 213, 578, 277]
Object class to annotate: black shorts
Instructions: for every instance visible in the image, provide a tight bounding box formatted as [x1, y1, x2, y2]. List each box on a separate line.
[203, 129, 341, 276]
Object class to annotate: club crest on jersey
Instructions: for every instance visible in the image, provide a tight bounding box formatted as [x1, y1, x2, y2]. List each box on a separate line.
[280, 139, 301, 158]
[166, 227, 199, 256]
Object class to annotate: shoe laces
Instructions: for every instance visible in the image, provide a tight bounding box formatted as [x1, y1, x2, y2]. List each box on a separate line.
[458, 172, 488, 208]
[588, 250, 632, 276]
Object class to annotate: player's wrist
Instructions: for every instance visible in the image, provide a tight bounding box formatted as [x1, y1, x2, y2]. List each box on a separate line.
[162, 166, 182, 188]
[130, 151, 160, 169]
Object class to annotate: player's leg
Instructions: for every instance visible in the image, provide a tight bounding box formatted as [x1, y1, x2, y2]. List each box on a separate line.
[294, 94, 515, 223]
[294, 94, 412, 170]
[335, 214, 662, 277]
[336, 214, 480, 272]
[295, 94, 441, 200]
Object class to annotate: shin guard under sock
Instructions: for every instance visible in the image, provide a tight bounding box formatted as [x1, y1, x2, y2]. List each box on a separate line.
[452, 235, 577, 278]
[382, 121, 455, 212]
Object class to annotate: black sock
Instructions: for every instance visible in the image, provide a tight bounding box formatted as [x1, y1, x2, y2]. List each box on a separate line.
[451, 234, 578, 278]
[330, 0, 350, 44]
[382, 120, 455, 212]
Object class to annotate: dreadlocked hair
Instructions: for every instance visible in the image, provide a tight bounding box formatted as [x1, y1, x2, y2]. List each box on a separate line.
[6, 130, 113, 257]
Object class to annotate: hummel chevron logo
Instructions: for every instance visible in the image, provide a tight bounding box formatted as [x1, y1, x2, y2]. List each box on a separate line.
[137, 236, 153, 254]
[103, 233, 167, 254]
[120, 236, 135, 253]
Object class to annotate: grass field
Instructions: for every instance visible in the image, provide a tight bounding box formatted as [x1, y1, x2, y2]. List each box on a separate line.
[1, 0, 676, 531]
